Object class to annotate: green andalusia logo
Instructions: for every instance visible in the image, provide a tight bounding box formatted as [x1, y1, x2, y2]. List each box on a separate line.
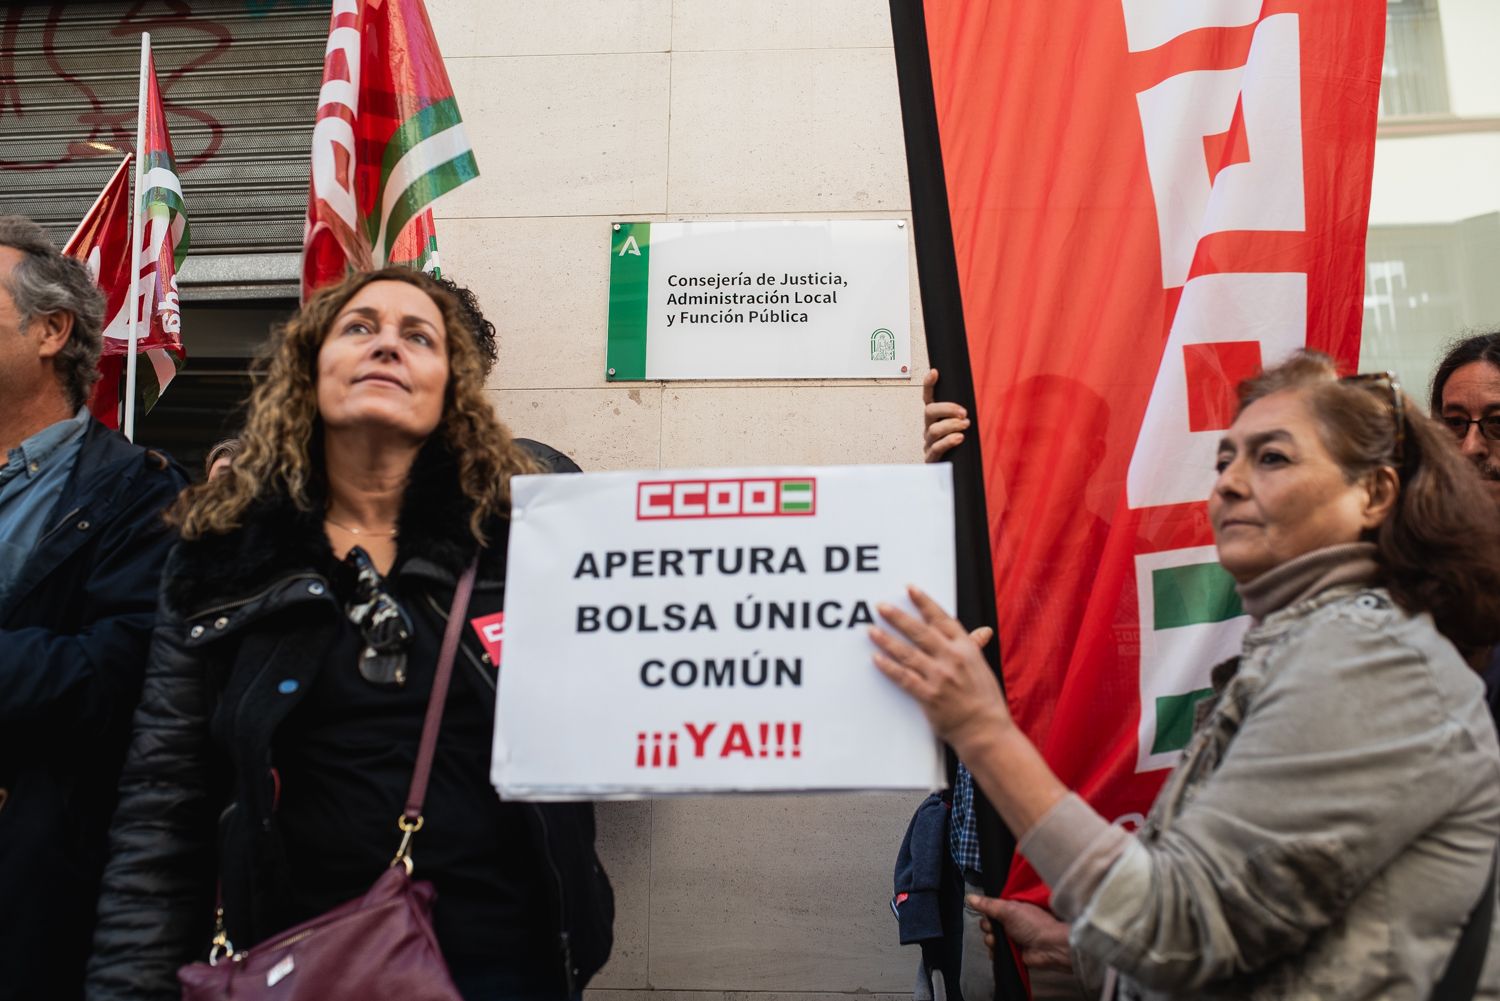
[778, 479, 814, 513]
[870, 328, 896, 361]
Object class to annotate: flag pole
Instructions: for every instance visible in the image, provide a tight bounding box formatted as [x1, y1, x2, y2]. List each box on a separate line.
[123, 32, 150, 442]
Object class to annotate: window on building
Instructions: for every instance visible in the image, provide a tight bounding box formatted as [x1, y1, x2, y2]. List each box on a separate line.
[1363, 215, 1500, 404]
[1380, 0, 1451, 119]
[1362, 1, 1500, 402]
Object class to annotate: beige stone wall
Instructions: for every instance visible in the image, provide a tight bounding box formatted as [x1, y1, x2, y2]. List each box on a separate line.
[427, 1, 928, 997]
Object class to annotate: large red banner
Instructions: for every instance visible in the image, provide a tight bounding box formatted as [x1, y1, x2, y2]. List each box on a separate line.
[910, 1, 1385, 904]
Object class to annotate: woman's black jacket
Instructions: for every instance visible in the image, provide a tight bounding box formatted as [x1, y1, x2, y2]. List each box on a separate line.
[85, 443, 612, 999]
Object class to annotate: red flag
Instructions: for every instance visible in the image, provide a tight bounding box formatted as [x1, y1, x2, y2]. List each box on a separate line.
[64, 156, 134, 427]
[133, 50, 188, 349]
[71, 48, 191, 430]
[128, 49, 189, 418]
[63, 154, 144, 429]
[64, 155, 133, 343]
[302, 0, 476, 299]
[389, 207, 441, 276]
[897, 1, 1386, 907]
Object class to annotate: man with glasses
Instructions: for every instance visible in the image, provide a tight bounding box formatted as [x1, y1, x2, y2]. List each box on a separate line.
[1431, 331, 1500, 505]
[1430, 331, 1500, 725]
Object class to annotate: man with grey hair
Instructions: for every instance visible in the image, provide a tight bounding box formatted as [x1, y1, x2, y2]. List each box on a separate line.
[0, 216, 185, 1000]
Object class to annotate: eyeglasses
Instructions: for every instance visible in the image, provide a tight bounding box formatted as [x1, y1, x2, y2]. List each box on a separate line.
[1440, 414, 1500, 443]
[1341, 371, 1406, 468]
[344, 545, 412, 686]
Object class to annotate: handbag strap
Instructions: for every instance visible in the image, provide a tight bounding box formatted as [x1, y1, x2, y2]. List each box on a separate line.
[393, 556, 478, 861]
[1431, 846, 1497, 1000]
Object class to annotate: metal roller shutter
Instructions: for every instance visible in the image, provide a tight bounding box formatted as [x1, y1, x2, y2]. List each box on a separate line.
[0, 1, 329, 298]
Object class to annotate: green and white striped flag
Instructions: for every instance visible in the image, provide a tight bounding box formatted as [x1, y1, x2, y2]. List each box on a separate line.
[303, 0, 477, 298]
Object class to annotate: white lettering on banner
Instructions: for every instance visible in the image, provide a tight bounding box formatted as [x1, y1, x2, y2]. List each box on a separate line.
[134, 264, 158, 335]
[157, 275, 181, 336]
[1126, 273, 1306, 507]
[1123, 7, 1307, 771]
[130, 213, 179, 339]
[469, 611, 504, 665]
[1120, 0, 1263, 53]
[310, 7, 361, 237]
[491, 465, 952, 798]
[91, 238, 131, 343]
[1135, 15, 1304, 290]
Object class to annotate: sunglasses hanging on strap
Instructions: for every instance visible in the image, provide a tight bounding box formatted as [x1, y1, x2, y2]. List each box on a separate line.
[344, 545, 415, 686]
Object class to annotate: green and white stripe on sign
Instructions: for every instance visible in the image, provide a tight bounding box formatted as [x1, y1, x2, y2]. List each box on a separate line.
[1151, 687, 1214, 755]
[1151, 561, 1243, 629]
[607, 222, 651, 380]
[1134, 546, 1248, 772]
[778, 479, 814, 513]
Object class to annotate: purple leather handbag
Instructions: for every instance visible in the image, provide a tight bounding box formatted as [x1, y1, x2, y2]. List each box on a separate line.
[177, 560, 477, 1001]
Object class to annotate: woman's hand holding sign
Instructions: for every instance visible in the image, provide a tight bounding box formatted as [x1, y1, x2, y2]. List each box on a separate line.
[870, 586, 1069, 841]
[869, 588, 1006, 752]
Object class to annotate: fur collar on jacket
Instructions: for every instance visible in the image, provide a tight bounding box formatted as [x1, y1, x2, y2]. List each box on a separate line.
[165, 438, 506, 617]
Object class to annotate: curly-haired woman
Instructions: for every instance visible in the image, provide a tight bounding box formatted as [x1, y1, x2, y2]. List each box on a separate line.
[892, 352, 1500, 999]
[86, 268, 612, 1000]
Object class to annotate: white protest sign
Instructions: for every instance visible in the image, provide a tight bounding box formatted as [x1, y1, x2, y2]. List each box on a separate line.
[492, 464, 953, 799]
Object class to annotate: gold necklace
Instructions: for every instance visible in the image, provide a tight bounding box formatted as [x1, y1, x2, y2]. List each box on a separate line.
[324, 514, 398, 538]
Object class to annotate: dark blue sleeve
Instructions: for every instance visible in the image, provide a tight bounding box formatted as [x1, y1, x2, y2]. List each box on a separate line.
[0, 468, 181, 731]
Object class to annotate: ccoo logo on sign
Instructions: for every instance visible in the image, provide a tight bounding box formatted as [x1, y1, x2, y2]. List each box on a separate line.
[637, 478, 816, 520]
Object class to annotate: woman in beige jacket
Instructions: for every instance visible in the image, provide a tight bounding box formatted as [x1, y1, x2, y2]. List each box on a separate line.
[887, 352, 1500, 999]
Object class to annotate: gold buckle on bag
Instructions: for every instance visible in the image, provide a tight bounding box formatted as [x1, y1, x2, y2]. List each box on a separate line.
[207, 907, 238, 965]
[391, 814, 423, 876]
